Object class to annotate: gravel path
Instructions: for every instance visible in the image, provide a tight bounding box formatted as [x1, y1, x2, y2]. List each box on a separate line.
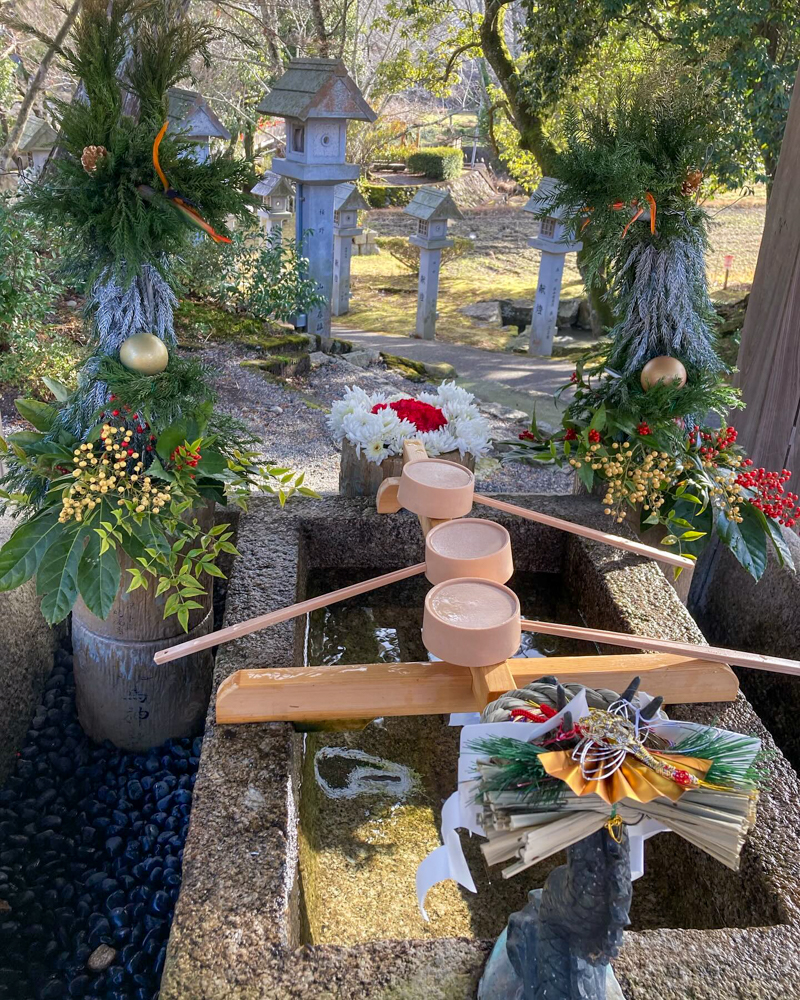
[195, 341, 572, 495]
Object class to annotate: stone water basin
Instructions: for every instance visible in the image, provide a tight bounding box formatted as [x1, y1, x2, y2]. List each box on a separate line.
[160, 495, 800, 1000]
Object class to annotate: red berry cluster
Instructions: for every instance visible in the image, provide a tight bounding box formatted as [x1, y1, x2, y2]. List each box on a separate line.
[696, 425, 738, 463]
[170, 444, 202, 477]
[735, 464, 800, 527]
[570, 371, 578, 383]
[637, 421, 651, 436]
[371, 398, 448, 433]
[518, 429, 537, 442]
[588, 429, 601, 444]
[564, 428, 578, 441]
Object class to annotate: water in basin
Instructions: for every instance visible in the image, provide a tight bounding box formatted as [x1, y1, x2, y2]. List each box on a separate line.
[298, 570, 594, 945]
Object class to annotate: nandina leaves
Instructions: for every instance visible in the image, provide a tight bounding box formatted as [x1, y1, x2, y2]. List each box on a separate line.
[371, 398, 447, 433]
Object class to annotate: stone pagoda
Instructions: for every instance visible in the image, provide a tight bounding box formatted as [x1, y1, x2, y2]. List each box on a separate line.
[256, 58, 376, 337]
[332, 183, 369, 316]
[404, 187, 463, 340]
[523, 176, 583, 356]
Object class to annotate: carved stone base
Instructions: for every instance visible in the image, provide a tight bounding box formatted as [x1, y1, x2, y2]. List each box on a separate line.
[478, 909, 626, 1000]
[477, 828, 631, 1000]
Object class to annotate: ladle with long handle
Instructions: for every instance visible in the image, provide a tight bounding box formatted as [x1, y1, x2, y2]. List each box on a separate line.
[156, 516, 517, 665]
[377, 469, 693, 570]
[154, 562, 428, 665]
[520, 619, 800, 677]
[474, 494, 692, 569]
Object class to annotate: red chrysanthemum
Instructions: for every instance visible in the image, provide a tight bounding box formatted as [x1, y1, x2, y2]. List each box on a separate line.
[372, 398, 448, 433]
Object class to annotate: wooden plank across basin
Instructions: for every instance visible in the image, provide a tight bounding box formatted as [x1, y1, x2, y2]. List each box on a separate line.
[215, 652, 738, 724]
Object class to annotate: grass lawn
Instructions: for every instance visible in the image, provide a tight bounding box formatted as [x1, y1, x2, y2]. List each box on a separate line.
[339, 250, 584, 351]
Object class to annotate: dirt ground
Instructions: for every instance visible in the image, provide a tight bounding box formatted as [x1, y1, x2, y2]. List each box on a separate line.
[336, 191, 766, 350]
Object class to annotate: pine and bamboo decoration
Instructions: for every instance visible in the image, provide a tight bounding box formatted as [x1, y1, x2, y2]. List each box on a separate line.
[21, 0, 254, 440]
[537, 73, 726, 420]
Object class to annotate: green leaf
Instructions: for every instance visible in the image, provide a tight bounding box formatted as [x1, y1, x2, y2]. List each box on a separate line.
[0, 509, 62, 591]
[177, 607, 190, 632]
[202, 562, 225, 578]
[589, 404, 606, 432]
[194, 449, 227, 476]
[717, 508, 768, 581]
[8, 430, 45, 449]
[576, 462, 594, 492]
[155, 422, 190, 462]
[37, 527, 90, 624]
[755, 505, 795, 570]
[679, 530, 707, 541]
[14, 398, 56, 432]
[77, 530, 121, 620]
[42, 377, 71, 402]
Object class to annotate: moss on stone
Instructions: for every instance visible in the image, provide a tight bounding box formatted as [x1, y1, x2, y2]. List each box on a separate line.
[240, 354, 311, 377]
[380, 353, 431, 383]
[175, 300, 303, 352]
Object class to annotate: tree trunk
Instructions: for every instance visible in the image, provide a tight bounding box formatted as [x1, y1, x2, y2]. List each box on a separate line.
[0, 0, 82, 172]
[310, 0, 330, 56]
[479, 0, 557, 175]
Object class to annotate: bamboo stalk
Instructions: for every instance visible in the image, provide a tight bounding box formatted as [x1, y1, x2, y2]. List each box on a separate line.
[520, 618, 800, 676]
[153, 562, 427, 665]
[474, 495, 693, 569]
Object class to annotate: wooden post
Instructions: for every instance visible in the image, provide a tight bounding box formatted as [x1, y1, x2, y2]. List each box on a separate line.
[733, 64, 800, 474]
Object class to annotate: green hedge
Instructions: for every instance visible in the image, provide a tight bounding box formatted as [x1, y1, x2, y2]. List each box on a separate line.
[407, 147, 463, 180]
[360, 183, 417, 209]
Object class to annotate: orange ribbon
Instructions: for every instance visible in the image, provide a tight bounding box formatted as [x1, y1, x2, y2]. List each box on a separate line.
[151, 122, 231, 244]
[539, 749, 712, 805]
[582, 193, 657, 239]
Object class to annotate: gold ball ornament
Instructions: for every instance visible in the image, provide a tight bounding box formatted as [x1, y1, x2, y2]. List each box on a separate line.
[119, 333, 169, 375]
[640, 356, 687, 391]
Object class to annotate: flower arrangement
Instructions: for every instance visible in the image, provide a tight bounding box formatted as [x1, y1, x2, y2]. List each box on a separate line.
[504, 76, 797, 582]
[328, 382, 491, 464]
[0, 365, 317, 630]
[504, 364, 795, 580]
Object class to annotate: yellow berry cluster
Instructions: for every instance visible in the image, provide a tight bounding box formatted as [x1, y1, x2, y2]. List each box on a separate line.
[570, 441, 676, 523]
[708, 468, 744, 523]
[59, 425, 171, 524]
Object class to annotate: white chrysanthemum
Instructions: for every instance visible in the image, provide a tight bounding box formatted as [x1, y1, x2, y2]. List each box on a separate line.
[387, 418, 418, 450]
[436, 381, 474, 407]
[364, 439, 389, 463]
[332, 382, 491, 462]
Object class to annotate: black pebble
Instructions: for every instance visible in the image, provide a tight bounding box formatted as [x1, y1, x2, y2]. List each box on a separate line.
[0, 646, 197, 999]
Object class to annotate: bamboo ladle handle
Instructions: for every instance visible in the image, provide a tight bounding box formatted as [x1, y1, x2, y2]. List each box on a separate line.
[153, 562, 427, 665]
[474, 495, 693, 569]
[377, 479, 693, 569]
[520, 619, 800, 677]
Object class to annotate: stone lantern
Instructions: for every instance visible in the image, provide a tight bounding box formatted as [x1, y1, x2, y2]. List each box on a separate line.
[167, 87, 231, 163]
[403, 188, 463, 340]
[523, 176, 583, 356]
[332, 183, 369, 316]
[251, 171, 294, 238]
[256, 58, 376, 337]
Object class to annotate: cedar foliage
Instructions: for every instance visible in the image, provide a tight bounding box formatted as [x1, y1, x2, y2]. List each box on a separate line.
[23, 0, 255, 285]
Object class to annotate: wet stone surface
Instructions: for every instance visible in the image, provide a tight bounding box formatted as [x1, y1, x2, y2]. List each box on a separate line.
[0, 641, 199, 1000]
